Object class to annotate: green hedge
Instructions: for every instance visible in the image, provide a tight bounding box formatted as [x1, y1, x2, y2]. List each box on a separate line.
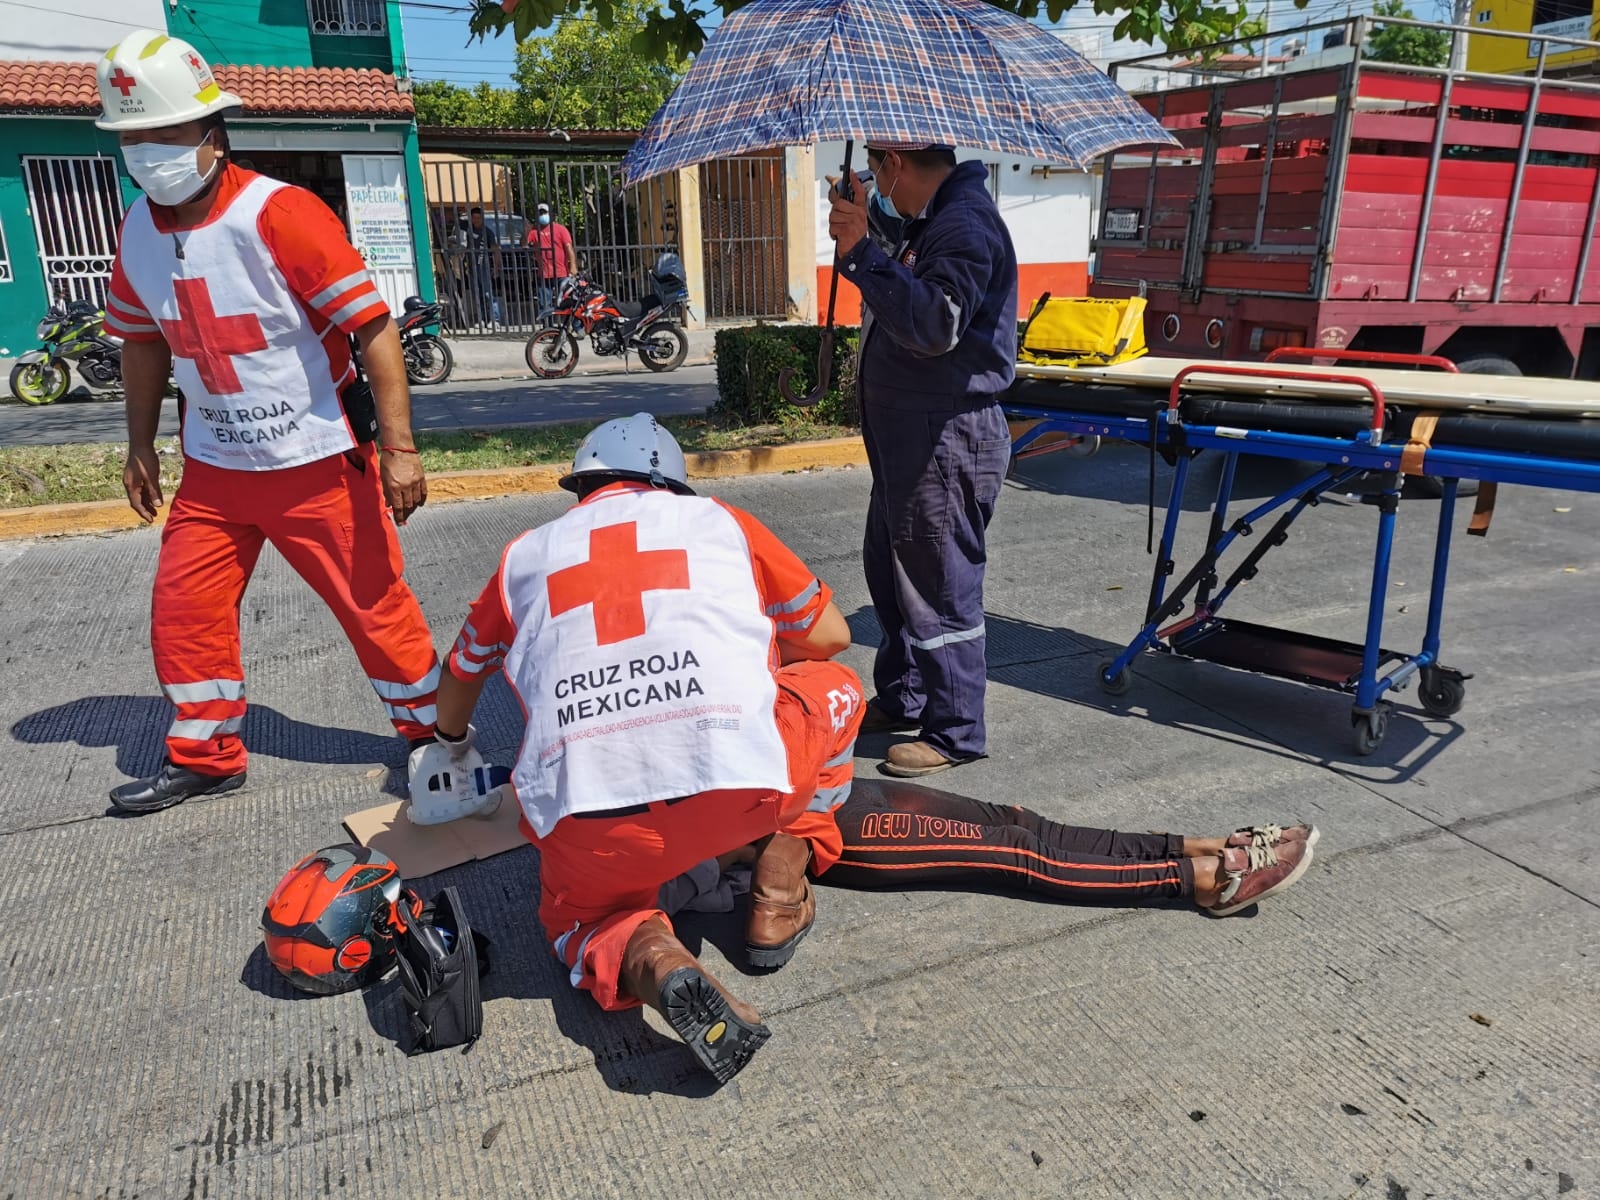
[713, 324, 860, 428]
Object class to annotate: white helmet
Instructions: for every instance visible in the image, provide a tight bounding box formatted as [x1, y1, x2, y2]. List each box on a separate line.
[559, 412, 693, 495]
[96, 31, 242, 132]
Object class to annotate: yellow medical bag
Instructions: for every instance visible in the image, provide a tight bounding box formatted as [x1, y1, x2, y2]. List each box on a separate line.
[1018, 295, 1148, 368]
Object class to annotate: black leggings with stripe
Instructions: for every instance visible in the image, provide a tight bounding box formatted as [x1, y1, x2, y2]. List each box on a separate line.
[823, 779, 1196, 903]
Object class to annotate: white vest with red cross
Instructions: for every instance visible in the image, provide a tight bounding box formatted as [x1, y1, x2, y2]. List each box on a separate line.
[500, 488, 792, 837]
[115, 176, 357, 470]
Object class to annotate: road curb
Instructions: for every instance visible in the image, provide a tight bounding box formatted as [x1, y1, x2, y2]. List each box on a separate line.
[445, 352, 715, 385]
[0, 436, 866, 541]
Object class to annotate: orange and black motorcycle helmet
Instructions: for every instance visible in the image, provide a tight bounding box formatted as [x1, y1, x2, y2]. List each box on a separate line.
[261, 843, 406, 995]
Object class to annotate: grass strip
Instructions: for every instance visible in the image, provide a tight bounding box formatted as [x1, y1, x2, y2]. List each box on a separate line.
[0, 416, 859, 509]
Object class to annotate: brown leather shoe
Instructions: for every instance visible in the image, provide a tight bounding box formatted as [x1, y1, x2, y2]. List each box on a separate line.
[746, 832, 815, 969]
[883, 740, 961, 777]
[858, 701, 919, 735]
[619, 917, 770, 1082]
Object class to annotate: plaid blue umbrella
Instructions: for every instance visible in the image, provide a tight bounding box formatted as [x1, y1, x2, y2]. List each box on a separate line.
[620, 0, 1174, 185]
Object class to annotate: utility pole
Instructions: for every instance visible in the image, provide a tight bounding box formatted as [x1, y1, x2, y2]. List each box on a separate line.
[1451, 0, 1474, 73]
[1260, 0, 1274, 76]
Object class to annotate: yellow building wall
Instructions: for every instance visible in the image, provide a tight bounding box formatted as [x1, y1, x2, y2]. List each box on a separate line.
[1466, 2, 1599, 74]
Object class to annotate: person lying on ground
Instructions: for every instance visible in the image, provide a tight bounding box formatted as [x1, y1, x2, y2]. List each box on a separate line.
[661, 777, 1318, 920]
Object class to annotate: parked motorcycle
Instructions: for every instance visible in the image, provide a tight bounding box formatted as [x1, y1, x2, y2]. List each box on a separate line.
[398, 295, 453, 386]
[8, 299, 124, 405]
[524, 254, 690, 379]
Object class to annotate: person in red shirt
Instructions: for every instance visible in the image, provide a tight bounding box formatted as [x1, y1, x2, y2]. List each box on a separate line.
[429, 413, 865, 1084]
[95, 32, 439, 814]
[526, 202, 576, 313]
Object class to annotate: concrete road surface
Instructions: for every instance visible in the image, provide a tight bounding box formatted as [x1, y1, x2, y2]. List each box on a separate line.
[0, 445, 1595, 1198]
[0, 364, 719, 447]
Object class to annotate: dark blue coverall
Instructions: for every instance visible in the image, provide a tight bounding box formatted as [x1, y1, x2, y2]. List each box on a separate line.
[839, 160, 1019, 761]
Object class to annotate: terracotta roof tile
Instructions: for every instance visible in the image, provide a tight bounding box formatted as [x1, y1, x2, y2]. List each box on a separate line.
[0, 60, 414, 119]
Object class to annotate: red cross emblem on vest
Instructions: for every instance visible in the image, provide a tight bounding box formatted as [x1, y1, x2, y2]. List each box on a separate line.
[159, 278, 268, 396]
[109, 69, 137, 97]
[546, 522, 690, 645]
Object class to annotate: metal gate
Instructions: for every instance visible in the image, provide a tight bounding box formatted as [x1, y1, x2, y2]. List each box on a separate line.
[23, 156, 124, 309]
[423, 154, 680, 335]
[699, 152, 788, 321]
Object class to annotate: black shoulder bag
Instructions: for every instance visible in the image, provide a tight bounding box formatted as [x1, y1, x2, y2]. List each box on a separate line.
[391, 885, 491, 1054]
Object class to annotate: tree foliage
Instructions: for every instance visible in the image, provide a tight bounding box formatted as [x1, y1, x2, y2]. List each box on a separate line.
[413, 79, 522, 127]
[468, 0, 1303, 65]
[512, 8, 686, 128]
[1365, 0, 1450, 66]
[417, 0, 684, 128]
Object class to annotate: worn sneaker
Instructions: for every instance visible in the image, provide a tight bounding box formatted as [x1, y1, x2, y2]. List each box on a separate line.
[1225, 823, 1319, 853]
[1208, 831, 1317, 917]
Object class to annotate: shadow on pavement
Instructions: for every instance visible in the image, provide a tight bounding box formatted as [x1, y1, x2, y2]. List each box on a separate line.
[1004, 438, 1329, 509]
[846, 605, 1462, 782]
[341, 844, 725, 1097]
[10, 695, 406, 779]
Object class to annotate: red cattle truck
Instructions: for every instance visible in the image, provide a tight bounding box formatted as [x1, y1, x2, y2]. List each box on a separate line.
[1090, 17, 1600, 381]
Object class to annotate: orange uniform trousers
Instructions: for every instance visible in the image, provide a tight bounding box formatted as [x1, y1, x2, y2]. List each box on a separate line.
[532, 658, 865, 1011]
[152, 445, 440, 775]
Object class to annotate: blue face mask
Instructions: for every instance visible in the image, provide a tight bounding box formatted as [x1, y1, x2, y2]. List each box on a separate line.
[870, 183, 901, 223]
[538, 213, 551, 227]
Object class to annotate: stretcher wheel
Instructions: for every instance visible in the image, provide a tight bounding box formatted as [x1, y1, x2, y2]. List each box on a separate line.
[1351, 704, 1390, 756]
[1096, 659, 1133, 696]
[1418, 668, 1466, 718]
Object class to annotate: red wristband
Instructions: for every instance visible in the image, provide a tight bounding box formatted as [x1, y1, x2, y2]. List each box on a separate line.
[382, 445, 420, 455]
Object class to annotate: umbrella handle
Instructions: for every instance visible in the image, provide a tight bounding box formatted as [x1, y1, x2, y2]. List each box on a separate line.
[779, 140, 854, 409]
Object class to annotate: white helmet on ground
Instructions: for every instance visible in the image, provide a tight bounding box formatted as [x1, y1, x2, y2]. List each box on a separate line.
[96, 31, 242, 132]
[559, 411, 694, 495]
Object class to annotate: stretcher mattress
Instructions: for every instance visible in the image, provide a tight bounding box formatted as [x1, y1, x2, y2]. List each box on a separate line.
[1003, 377, 1600, 461]
[1015, 360, 1600, 418]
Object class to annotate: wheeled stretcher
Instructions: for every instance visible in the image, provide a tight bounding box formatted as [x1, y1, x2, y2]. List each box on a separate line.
[1001, 350, 1600, 754]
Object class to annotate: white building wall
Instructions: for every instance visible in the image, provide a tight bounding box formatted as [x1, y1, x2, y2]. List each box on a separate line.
[810, 140, 1097, 325]
[1, 0, 170, 61]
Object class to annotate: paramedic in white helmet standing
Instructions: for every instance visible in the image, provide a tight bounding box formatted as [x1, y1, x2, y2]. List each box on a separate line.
[97, 31, 442, 814]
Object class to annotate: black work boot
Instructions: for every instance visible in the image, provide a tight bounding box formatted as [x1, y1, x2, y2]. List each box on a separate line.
[619, 917, 770, 1084]
[109, 761, 247, 815]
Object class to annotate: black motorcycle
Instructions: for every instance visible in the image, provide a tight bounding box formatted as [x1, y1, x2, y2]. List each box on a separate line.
[524, 254, 691, 380]
[399, 295, 453, 386]
[9, 298, 124, 404]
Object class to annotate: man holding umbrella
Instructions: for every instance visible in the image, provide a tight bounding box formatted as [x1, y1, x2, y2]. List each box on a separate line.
[828, 144, 1018, 778]
[612, 0, 1172, 774]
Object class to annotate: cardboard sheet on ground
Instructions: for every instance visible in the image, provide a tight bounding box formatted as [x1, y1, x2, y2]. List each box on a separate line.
[343, 795, 526, 879]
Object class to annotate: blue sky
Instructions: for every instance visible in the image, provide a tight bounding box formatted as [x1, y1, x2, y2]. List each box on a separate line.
[400, 0, 1414, 91]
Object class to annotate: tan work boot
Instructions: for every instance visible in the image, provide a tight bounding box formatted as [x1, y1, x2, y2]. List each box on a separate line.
[884, 740, 960, 777]
[746, 832, 816, 970]
[619, 917, 770, 1083]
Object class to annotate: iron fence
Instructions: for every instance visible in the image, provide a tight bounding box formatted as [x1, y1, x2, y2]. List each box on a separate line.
[424, 155, 680, 335]
[699, 151, 788, 321]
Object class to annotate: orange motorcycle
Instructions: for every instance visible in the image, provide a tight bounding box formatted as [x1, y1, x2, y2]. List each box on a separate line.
[523, 254, 690, 379]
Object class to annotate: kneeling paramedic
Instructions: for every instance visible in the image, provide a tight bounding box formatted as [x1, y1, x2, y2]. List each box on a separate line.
[96, 32, 440, 813]
[432, 413, 864, 1082]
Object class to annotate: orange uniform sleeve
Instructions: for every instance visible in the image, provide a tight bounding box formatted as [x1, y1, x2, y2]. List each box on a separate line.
[258, 187, 390, 334]
[103, 254, 164, 343]
[447, 568, 516, 682]
[715, 499, 833, 642]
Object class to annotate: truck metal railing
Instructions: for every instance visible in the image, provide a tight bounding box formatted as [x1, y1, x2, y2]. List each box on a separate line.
[1096, 15, 1600, 308]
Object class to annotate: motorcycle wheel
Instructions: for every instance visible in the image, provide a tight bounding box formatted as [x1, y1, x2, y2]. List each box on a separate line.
[405, 335, 454, 386]
[525, 329, 580, 379]
[638, 324, 688, 373]
[9, 357, 72, 405]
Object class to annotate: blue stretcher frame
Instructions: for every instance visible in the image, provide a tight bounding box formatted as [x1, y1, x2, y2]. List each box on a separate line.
[1003, 400, 1600, 754]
